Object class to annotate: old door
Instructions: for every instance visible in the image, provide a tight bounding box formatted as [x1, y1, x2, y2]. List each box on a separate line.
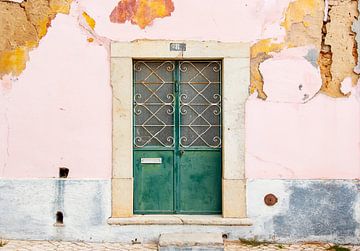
[133, 60, 222, 214]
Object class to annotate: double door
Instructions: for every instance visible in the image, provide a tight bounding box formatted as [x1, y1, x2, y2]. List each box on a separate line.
[133, 60, 222, 214]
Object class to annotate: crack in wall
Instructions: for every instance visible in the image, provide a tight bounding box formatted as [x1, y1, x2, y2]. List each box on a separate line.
[75, 3, 111, 50]
[248, 152, 296, 177]
[318, 21, 333, 93]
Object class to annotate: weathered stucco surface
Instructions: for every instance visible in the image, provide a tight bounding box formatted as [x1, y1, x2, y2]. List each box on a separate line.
[0, 0, 359, 180]
[319, 0, 359, 97]
[251, 0, 360, 99]
[273, 182, 358, 238]
[250, 0, 324, 99]
[0, 5, 111, 178]
[0, 179, 358, 244]
[352, 1, 360, 73]
[110, 0, 174, 29]
[0, 0, 359, 244]
[0, 0, 72, 78]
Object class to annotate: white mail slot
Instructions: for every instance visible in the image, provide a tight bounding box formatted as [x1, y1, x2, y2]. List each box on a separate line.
[141, 158, 162, 164]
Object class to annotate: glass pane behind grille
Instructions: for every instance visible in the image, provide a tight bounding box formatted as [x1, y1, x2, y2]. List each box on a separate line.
[179, 61, 221, 148]
[134, 61, 175, 148]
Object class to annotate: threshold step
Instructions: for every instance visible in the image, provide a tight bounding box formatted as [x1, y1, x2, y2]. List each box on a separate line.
[158, 232, 224, 251]
[107, 215, 252, 226]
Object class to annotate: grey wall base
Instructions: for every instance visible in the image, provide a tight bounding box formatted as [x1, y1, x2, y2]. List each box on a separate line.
[0, 179, 358, 244]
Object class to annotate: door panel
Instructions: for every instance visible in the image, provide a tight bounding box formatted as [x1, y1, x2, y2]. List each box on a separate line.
[133, 150, 174, 213]
[178, 150, 222, 213]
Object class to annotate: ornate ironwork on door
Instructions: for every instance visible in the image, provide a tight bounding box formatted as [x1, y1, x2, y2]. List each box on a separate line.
[133, 61, 175, 148]
[179, 61, 221, 148]
[133, 60, 221, 149]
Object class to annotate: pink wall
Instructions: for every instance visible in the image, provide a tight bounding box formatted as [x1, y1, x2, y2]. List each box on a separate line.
[0, 12, 111, 178]
[0, 0, 359, 179]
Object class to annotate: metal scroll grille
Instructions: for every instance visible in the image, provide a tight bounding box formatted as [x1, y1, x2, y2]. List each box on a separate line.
[133, 61, 175, 148]
[133, 60, 221, 149]
[179, 61, 221, 148]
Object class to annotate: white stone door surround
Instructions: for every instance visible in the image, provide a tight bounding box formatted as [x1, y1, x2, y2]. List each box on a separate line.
[110, 40, 249, 221]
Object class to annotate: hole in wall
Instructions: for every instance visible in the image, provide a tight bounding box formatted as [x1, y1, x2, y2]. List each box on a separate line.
[222, 233, 228, 239]
[56, 211, 64, 224]
[59, 167, 69, 178]
[131, 238, 141, 244]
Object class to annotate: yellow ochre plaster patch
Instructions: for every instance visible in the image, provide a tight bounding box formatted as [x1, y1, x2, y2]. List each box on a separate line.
[0, 48, 28, 77]
[83, 11, 96, 30]
[0, 0, 73, 79]
[250, 0, 324, 98]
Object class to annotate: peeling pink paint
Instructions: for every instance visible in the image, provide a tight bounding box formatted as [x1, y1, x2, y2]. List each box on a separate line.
[0, 0, 359, 180]
[79, 0, 292, 42]
[340, 77, 353, 95]
[109, 0, 174, 29]
[0, 11, 111, 179]
[260, 47, 322, 103]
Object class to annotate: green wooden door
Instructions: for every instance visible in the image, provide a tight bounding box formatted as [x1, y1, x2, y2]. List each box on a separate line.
[133, 60, 221, 214]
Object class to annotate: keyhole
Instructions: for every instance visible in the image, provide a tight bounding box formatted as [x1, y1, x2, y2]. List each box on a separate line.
[180, 150, 185, 156]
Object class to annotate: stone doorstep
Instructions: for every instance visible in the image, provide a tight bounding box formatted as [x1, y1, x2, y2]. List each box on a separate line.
[107, 215, 252, 226]
[158, 232, 224, 251]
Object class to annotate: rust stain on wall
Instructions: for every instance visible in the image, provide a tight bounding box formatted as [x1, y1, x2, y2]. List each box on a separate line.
[250, 0, 324, 99]
[110, 0, 174, 29]
[0, 0, 72, 78]
[319, 0, 359, 97]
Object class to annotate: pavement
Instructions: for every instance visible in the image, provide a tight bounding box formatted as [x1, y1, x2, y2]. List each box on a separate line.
[0, 240, 359, 251]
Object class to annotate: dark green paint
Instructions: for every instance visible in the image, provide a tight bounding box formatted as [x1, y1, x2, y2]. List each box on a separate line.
[134, 150, 174, 213]
[178, 150, 222, 213]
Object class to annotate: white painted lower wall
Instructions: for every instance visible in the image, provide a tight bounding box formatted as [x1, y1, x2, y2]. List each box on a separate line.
[0, 179, 358, 244]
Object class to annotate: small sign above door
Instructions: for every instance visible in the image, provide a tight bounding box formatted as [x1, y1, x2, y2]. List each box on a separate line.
[170, 43, 186, 51]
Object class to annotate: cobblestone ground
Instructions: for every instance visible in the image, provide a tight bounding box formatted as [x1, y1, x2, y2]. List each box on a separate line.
[225, 241, 360, 251]
[0, 240, 359, 251]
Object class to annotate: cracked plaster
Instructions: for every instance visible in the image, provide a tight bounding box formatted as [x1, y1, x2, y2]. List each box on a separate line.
[352, 0, 360, 74]
[250, 0, 324, 100]
[0, 0, 73, 79]
[319, 0, 359, 97]
[251, 0, 360, 100]
[0, 0, 359, 180]
[109, 0, 174, 29]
